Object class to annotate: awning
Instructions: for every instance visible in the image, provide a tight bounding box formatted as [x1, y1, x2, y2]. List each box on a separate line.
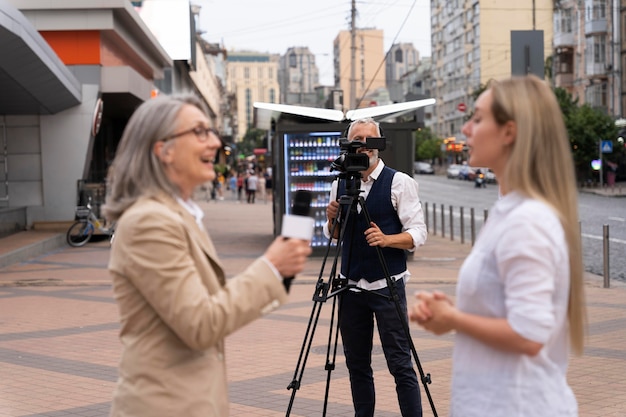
[0, 1, 81, 114]
[253, 98, 436, 129]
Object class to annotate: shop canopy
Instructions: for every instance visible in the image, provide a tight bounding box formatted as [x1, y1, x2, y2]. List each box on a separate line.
[253, 98, 436, 130]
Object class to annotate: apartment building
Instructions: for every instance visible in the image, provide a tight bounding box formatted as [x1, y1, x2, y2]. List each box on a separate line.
[553, 0, 620, 116]
[333, 29, 386, 110]
[386, 43, 420, 103]
[226, 52, 280, 142]
[430, 0, 553, 139]
[278, 47, 320, 106]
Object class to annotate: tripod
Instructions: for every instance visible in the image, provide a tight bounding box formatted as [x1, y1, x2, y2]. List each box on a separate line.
[285, 171, 438, 417]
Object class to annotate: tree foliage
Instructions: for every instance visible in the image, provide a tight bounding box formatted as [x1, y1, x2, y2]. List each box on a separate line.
[414, 127, 442, 161]
[238, 127, 266, 157]
[554, 87, 618, 180]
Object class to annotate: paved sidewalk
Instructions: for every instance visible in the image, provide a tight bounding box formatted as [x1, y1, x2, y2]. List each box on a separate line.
[0, 200, 624, 416]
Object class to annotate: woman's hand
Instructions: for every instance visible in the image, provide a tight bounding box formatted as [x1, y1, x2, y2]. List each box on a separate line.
[409, 291, 457, 335]
[264, 236, 312, 278]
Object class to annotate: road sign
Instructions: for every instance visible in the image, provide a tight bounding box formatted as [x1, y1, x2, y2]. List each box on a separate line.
[601, 140, 613, 153]
[457, 103, 466, 112]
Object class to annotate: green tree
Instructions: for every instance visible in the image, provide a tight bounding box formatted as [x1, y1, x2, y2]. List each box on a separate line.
[555, 87, 617, 181]
[238, 127, 266, 157]
[414, 127, 441, 161]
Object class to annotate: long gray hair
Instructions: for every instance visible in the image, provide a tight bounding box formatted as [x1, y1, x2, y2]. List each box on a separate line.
[103, 94, 208, 221]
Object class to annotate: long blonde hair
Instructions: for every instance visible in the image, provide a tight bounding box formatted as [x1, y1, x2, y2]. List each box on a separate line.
[490, 75, 586, 355]
[103, 94, 208, 221]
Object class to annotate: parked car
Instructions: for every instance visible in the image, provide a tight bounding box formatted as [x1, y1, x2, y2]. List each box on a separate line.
[414, 161, 434, 175]
[446, 164, 463, 179]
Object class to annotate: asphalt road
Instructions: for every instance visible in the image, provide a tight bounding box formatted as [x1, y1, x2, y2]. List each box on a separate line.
[413, 174, 626, 283]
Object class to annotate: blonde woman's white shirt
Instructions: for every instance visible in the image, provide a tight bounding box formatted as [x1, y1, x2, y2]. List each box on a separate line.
[451, 191, 577, 416]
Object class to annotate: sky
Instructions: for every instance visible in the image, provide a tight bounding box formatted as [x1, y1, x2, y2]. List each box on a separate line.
[194, 0, 431, 86]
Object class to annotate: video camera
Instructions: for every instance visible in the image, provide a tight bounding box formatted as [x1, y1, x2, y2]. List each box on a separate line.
[331, 137, 386, 173]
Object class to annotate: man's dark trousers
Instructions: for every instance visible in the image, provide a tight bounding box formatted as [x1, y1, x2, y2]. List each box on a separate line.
[339, 279, 422, 417]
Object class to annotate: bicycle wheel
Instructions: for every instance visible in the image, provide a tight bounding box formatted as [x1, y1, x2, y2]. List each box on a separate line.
[66, 221, 94, 247]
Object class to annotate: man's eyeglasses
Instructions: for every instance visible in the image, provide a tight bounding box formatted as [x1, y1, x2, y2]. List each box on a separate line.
[162, 126, 217, 143]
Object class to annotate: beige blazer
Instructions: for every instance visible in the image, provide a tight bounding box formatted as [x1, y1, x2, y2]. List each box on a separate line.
[108, 194, 287, 417]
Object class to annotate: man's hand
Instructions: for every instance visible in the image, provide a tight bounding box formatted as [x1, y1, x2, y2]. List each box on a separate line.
[364, 222, 388, 247]
[326, 200, 340, 239]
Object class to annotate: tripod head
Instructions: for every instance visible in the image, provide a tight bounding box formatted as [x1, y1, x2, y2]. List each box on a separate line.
[335, 170, 363, 198]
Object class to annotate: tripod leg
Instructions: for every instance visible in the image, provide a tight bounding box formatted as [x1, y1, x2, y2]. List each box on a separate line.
[357, 196, 439, 417]
[285, 297, 325, 415]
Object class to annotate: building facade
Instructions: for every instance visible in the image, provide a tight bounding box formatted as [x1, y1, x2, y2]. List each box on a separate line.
[333, 29, 386, 110]
[386, 42, 420, 103]
[1, 0, 171, 230]
[226, 52, 280, 142]
[278, 47, 320, 106]
[553, 0, 620, 116]
[0, 0, 231, 234]
[430, 0, 553, 140]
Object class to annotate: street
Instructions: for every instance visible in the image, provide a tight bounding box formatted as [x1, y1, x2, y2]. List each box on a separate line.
[413, 174, 626, 283]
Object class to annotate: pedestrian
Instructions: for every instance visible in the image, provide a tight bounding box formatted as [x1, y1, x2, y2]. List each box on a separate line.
[236, 172, 244, 202]
[409, 74, 586, 417]
[228, 172, 237, 200]
[323, 118, 427, 417]
[257, 169, 266, 203]
[103, 94, 311, 417]
[246, 170, 258, 204]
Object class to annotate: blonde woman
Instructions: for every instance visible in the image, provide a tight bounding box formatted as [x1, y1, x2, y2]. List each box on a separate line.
[104, 94, 311, 416]
[410, 75, 585, 416]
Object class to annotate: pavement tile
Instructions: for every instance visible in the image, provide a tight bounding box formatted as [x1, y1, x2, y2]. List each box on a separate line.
[0, 199, 624, 416]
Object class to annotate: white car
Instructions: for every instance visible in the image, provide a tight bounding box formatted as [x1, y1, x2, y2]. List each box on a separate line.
[414, 161, 434, 175]
[446, 164, 463, 179]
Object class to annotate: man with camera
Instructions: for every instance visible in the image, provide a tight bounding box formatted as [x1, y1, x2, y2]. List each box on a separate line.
[323, 118, 427, 417]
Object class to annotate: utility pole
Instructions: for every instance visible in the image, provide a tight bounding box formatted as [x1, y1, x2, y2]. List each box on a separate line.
[350, 0, 356, 110]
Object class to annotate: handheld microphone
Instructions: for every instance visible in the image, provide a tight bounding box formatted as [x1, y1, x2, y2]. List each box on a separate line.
[281, 190, 314, 292]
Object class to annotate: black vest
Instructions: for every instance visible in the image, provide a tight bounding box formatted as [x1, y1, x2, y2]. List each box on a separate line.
[339, 166, 407, 282]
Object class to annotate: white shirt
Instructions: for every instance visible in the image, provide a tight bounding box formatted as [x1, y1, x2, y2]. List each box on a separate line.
[322, 160, 427, 290]
[451, 191, 577, 416]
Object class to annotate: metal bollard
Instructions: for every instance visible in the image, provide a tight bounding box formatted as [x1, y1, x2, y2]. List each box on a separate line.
[441, 204, 445, 238]
[432, 203, 437, 236]
[484, 208, 488, 223]
[603, 224, 610, 288]
[460, 206, 465, 244]
[449, 205, 454, 241]
[470, 207, 476, 246]
[424, 202, 429, 233]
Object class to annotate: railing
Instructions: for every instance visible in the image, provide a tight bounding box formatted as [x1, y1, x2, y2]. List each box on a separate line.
[424, 202, 616, 288]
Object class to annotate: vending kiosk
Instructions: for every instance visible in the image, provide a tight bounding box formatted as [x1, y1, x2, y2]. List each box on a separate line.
[253, 100, 434, 255]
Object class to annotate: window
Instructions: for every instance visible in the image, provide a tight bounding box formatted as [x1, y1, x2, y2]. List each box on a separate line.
[594, 35, 606, 63]
[587, 0, 606, 20]
[560, 9, 572, 33]
[244, 67, 249, 79]
[289, 53, 297, 68]
[395, 49, 403, 63]
[245, 88, 252, 127]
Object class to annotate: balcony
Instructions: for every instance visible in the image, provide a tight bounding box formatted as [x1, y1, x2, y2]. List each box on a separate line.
[585, 18, 607, 35]
[554, 32, 575, 48]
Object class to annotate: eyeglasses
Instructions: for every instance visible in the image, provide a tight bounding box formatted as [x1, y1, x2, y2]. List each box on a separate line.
[162, 126, 217, 143]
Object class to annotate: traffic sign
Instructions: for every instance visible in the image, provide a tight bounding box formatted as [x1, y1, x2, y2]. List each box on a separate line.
[601, 140, 613, 153]
[457, 103, 467, 112]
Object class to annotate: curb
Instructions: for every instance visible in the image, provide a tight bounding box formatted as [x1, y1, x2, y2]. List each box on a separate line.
[0, 233, 66, 268]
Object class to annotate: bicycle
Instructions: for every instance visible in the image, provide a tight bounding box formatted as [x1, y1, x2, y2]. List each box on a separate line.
[66, 198, 116, 247]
